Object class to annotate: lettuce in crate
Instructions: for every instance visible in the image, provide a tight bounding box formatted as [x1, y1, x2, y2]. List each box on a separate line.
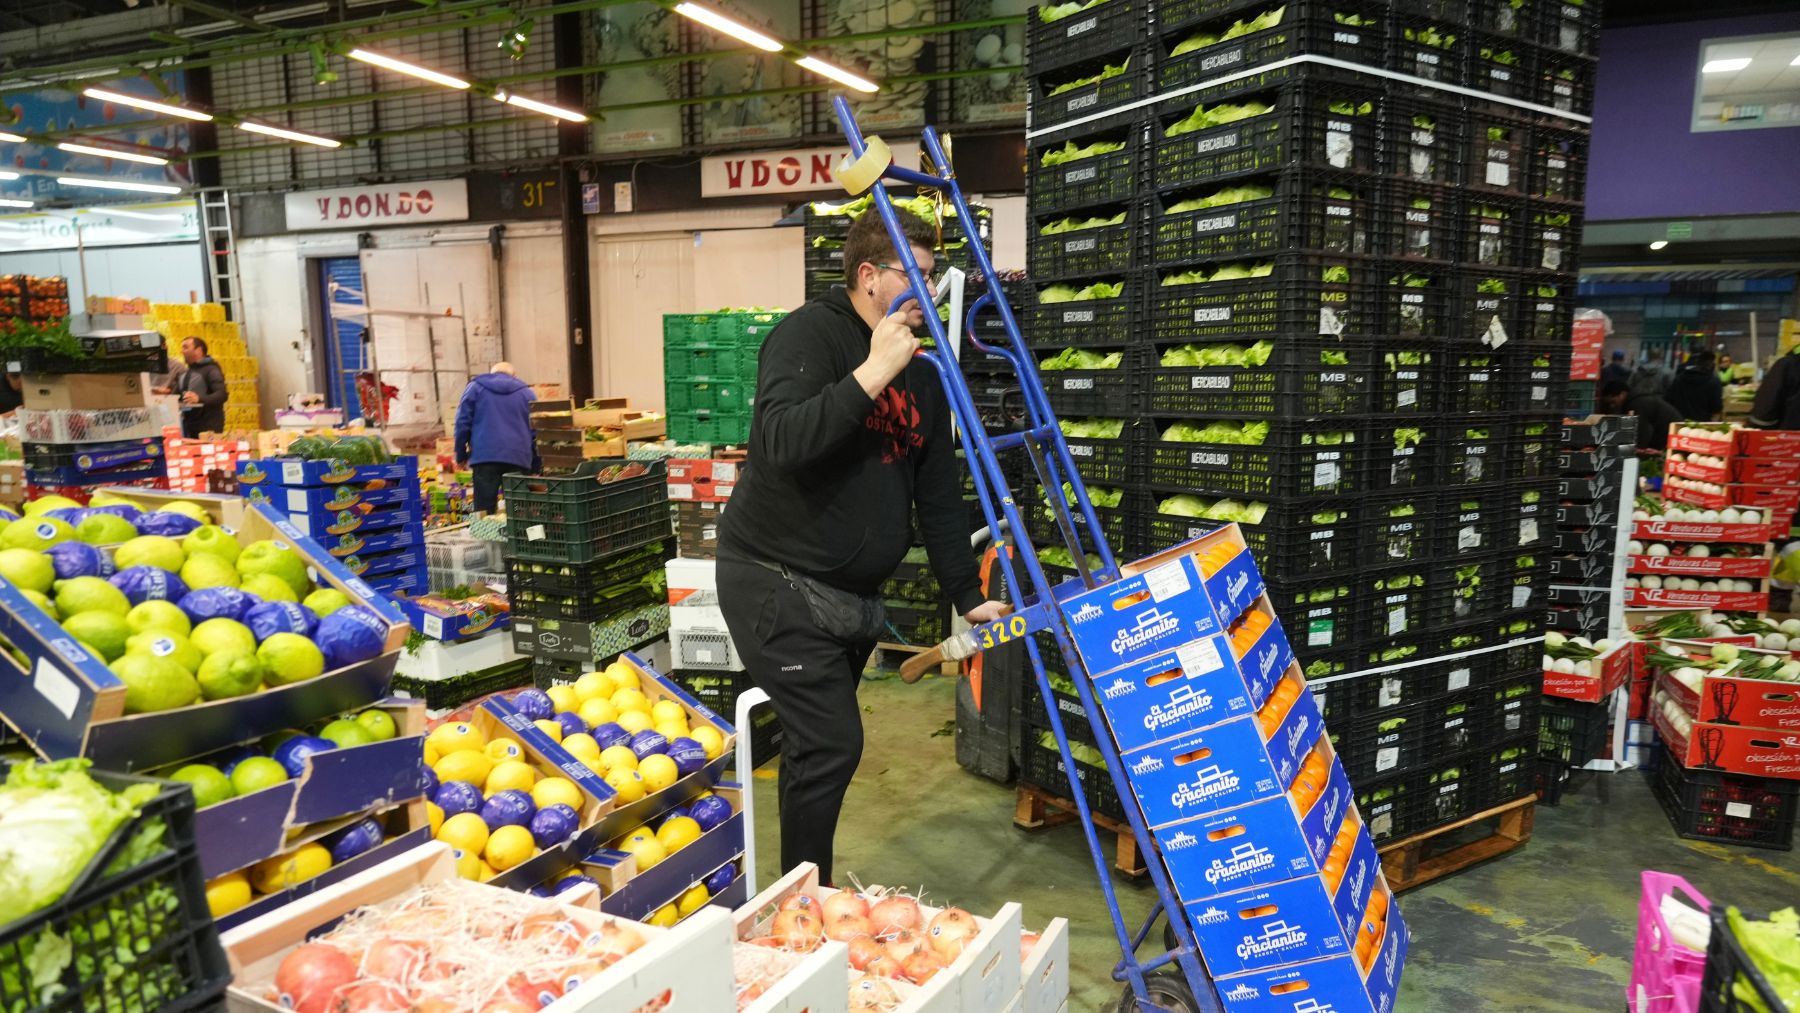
[1165, 184, 1274, 215]
[1170, 4, 1286, 57]
[1039, 348, 1123, 370]
[1165, 100, 1274, 138]
[1059, 417, 1124, 439]
[1040, 138, 1126, 167]
[1039, 280, 1124, 303]
[1159, 341, 1274, 368]
[1160, 419, 1270, 445]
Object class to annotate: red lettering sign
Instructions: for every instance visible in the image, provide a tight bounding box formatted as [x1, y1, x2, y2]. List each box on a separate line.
[811, 153, 834, 184]
[336, 196, 352, 219]
[316, 197, 330, 221]
[725, 161, 746, 189]
[416, 190, 433, 214]
[776, 156, 801, 186]
[374, 193, 391, 216]
[750, 161, 771, 187]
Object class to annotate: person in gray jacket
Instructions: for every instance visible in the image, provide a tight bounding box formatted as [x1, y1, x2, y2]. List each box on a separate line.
[153, 336, 228, 437]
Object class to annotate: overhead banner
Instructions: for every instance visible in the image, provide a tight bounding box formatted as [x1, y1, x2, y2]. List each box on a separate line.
[700, 143, 921, 198]
[0, 201, 200, 251]
[284, 179, 469, 231]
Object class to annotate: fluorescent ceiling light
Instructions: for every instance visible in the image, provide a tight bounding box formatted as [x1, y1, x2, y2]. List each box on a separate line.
[794, 56, 879, 93]
[91, 207, 180, 221]
[494, 90, 589, 122]
[0, 199, 32, 209]
[1791, 53, 1800, 66]
[82, 87, 213, 121]
[1649, 240, 1669, 250]
[57, 175, 183, 195]
[1702, 57, 1752, 73]
[0, 171, 17, 180]
[58, 141, 169, 165]
[0, 131, 23, 143]
[674, 3, 784, 52]
[237, 121, 342, 147]
[349, 48, 471, 90]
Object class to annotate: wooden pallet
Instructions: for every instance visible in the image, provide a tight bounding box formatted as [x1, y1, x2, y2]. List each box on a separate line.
[1014, 784, 1148, 878]
[874, 641, 958, 677]
[1376, 794, 1536, 893]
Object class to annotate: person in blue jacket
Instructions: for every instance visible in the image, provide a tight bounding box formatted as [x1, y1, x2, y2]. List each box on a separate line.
[453, 361, 537, 513]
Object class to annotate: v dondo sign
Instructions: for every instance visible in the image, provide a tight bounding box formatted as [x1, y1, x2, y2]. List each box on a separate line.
[284, 179, 470, 230]
[700, 143, 921, 197]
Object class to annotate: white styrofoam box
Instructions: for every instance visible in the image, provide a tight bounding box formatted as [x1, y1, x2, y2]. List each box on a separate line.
[741, 940, 851, 1013]
[668, 557, 719, 601]
[1627, 719, 1657, 745]
[1021, 918, 1071, 1013]
[392, 630, 518, 681]
[671, 602, 744, 671]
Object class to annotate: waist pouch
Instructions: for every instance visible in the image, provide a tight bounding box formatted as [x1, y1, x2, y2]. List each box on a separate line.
[754, 558, 887, 642]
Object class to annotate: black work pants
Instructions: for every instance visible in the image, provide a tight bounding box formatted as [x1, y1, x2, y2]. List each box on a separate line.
[715, 554, 874, 886]
[470, 462, 522, 513]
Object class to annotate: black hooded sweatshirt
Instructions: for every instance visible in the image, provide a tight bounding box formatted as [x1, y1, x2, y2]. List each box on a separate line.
[718, 288, 983, 616]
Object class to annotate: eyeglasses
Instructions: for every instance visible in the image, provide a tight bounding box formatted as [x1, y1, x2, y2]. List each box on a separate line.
[876, 262, 939, 291]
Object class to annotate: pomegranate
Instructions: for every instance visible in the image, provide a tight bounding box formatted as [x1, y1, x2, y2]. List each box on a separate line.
[773, 908, 823, 950]
[337, 981, 410, 1012]
[884, 929, 927, 964]
[778, 893, 821, 914]
[585, 921, 647, 964]
[826, 913, 875, 942]
[273, 943, 357, 1013]
[848, 973, 899, 1009]
[1020, 930, 1041, 963]
[360, 937, 428, 983]
[822, 891, 871, 923]
[847, 936, 887, 971]
[863, 955, 905, 979]
[902, 950, 948, 984]
[926, 907, 980, 960]
[870, 895, 922, 935]
[514, 913, 585, 955]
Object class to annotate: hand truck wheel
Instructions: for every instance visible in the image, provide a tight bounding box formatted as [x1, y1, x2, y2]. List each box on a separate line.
[1119, 968, 1202, 1013]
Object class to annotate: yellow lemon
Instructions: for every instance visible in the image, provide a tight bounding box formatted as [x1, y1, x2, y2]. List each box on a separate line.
[646, 903, 678, 927]
[486, 759, 538, 795]
[532, 776, 584, 811]
[433, 749, 492, 788]
[638, 754, 679, 793]
[691, 726, 725, 760]
[436, 812, 490, 856]
[604, 660, 642, 693]
[603, 766, 646, 803]
[610, 688, 649, 714]
[616, 710, 654, 735]
[250, 842, 331, 895]
[455, 849, 485, 880]
[424, 740, 441, 767]
[427, 800, 445, 836]
[598, 745, 639, 771]
[656, 815, 703, 853]
[485, 738, 525, 764]
[478, 860, 498, 882]
[574, 670, 612, 702]
[651, 699, 687, 726]
[677, 882, 711, 916]
[561, 733, 602, 762]
[485, 824, 536, 871]
[546, 684, 580, 714]
[206, 871, 252, 917]
[426, 721, 485, 756]
[533, 719, 564, 742]
[577, 697, 618, 729]
[654, 721, 689, 744]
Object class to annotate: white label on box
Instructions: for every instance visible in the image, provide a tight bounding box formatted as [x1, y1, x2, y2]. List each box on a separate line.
[1487, 317, 1510, 348]
[282, 462, 305, 484]
[424, 614, 444, 638]
[1513, 586, 1531, 609]
[1176, 637, 1224, 676]
[1378, 677, 1402, 707]
[1145, 560, 1191, 602]
[526, 524, 546, 541]
[1319, 306, 1345, 337]
[1486, 160, 1510, 187]
[33, 657, 79, 719]
[1388, 607, 1407, 635]
[1458, 526, 1481, 550]
[1726, 801, 1752, 819]
[715, 462, 738, 482]
[1377, 746, 1400, 772]
[1505, 713, 1522, 732]
[1372, 812, 1392, 837]
[1447, 667, 1471, 691]
[1398, 388, 1417, 407]
[1521, 519, 1538, 544]
[668, 484, 694, 500]
[1314, 462, 1340, 488]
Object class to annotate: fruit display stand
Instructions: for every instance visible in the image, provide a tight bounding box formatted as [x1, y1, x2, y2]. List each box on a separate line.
[220, 840, 738, 1012]
[0, 498, 410, 770]
[213, 800, 432, 932]
[582, 783, 750, 921]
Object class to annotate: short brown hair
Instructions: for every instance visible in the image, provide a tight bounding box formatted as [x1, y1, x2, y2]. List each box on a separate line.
[843, 207, 939, 283]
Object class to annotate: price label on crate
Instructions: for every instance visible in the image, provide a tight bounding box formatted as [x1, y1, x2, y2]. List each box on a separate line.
[1726, 802, 1752, 819]
[1146, 560, 1191, 602]
[1485, 157, 1511, 188]
[1447, 667, 1471, 692]
[1486, 317, 1510, 349]
[526, 524, 546, 541]
[1319, 306, 1345, 337]
[1308, 619, 1335, 647]
[1176, 637, 1223, 677]
[1388, 607, 1407, 636]
[1398, 388, 1417, 408]
[1458, 526, 1482, 550]
[1313, 462, 1340, 489]
[1513, 586, 1532, 609]
[1377, 747, 1400, 772]
[1378, 677, 1403, 708]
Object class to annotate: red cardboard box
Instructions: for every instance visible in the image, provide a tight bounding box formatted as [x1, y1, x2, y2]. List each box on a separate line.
[1735, 429, 1800, 459]
[1653, 687, 1800, 781]
[1543, 641, 1633, 703]
[665, 457, 742, 502]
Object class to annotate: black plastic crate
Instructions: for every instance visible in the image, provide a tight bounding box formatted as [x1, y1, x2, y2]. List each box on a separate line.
[884, 558, 942, 603]
[1138, 504, 1247, 559]
[1487, 670, 1544, 740]
[1389, 0, 1470, 23]
[1443, 348, 1509, 412]
[1364, 490, 1436, 568]
[503, 460, 667, 524]
[1527, 127, 1587, 203]
[1026, 485, 1137, 553]
[1039, 347, 1142, 414]
[511, 576, 664, 624]
[1420, 753, 1485, 825]
[1520, 206, 1577, 273]
[1356, 769, 1421, 843]
[1332, 705, 1429, 782]
[1438, 552, 1514, 624]
[1382, 90, 1464, 185]
[1538, 0, 1597, 58]
[1462, 199, 1524, 269]
[1028, 0, 1143, 76]
[1018, 717, 1129, 822]
[1370, 343, 1442, 413]
[1152, 3, 1387, 94]
[1146, 172, 1378, 264]
[670, 668, 785, 766]
[507, 541, 670, 597]
[1029, 49, 1147, 135]
[1471, 0, 1535, 37]
[1517, 274, 1575, 343]
[0, 766, 229, 1013]
[1029, 203, 1138, 279]
[1430, 493, 1498, 560]
[1466, 106, 1529, 194]
[507, 501, 672, 563]
[1477, 735, 1541, 805]
[1028, 121, 1145, 215]
[392, 657, 534, 710]
[1539, 694, 1612, 765]
[1146, 254, 1384, 344]
[1514, 413, 1563, 481]
[1269, 574, 1363, 654]
[886, 599, 950, 645]
[1145, 339, 1371, 416]
[1145, 416, 1366, 497]
[1365, 418, 1439, 491]
[1391, 13, 1469, 87]
[1499, 550, 1550, 611]
[1510, 481, 1557, 551]
[1254, 498, 1364, 582]
[1060, 420, 1143, 484]
[1653, 748, 1798, 852]
[1381, 182, 1458, 262]
[1364, 565, 1438, 643]
[1027, 277, 1137, 347]
[1442, 415, 1510, 486]
[1536, 51, 1596, 115]
[1381, 262, 1456, 340]
[1469, 31, 1536, 100]
[11, 344, 168, 375]
[1149, 74, 1385, 192]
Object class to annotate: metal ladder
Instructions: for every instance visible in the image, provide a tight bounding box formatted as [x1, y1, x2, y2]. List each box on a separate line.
[197, 187, 242, 322]
[829, 96, 1220, 1013]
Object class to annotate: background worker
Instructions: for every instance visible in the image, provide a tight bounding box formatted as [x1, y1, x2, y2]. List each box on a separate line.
[453, 361, 537, 513]
[152, 336, 227, 437]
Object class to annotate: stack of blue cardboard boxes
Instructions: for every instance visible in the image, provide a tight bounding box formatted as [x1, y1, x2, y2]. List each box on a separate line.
[1053, 526, 1407, 1012]
[236, 455, 427, 598]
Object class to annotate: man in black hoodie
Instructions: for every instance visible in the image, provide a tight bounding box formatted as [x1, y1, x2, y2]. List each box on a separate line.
[716, 208, 1005, 884]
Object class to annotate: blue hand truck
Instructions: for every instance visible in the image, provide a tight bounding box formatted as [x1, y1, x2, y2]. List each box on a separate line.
[829, 95, 1221, 1013]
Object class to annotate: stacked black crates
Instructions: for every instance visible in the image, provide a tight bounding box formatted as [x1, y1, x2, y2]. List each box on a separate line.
[1017, 0, 1597, 842]
[802, 200, 995, 302]
[1546, 415, 1634, 636]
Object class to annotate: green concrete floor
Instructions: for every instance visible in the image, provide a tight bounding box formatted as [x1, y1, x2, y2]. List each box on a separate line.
[741, 673, 1800, 1012]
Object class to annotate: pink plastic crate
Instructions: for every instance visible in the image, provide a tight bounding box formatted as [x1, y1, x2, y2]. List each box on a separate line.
[1629, 870, 1710, 1013]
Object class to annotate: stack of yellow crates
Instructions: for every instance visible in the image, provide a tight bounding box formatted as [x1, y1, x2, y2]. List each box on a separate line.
[148, 302, 261, 428]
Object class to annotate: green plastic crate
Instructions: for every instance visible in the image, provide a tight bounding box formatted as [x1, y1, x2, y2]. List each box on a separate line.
[666, 377, 752, 415]
[669, 411, 750, 445]
[663, 313, 721, 349]
[715, 311, 784, 347]
[665, 343, 756, 380]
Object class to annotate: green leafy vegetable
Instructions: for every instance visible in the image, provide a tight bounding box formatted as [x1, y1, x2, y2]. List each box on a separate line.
[1041, 138, 1127, 167]
[1060, 417, 1125, 439]
[1327, 100, 1373, 115]
[0, 759, 147, 925]
[1039, 281, 1125, 303]
[1161, 419, 1270, 445]
[1048, 58, 1130, 96]
[1040, 212, 1126, 235]
[1394, 427, 1422, 451]
[1040, 348, 1124, 370]
[1724, 907, 1800, 1011]
[1158, 494, 1268, 524]
[1321, 265, 1351, 284]
[1165, 184, 1274, 215]
[1040, 0, 1107, 23]
[1171, 5, 1286, 56]
[1166, 101, 1273, 137]
[1404, 24, 1457, 49]
[1158, 341, 1274, 367]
